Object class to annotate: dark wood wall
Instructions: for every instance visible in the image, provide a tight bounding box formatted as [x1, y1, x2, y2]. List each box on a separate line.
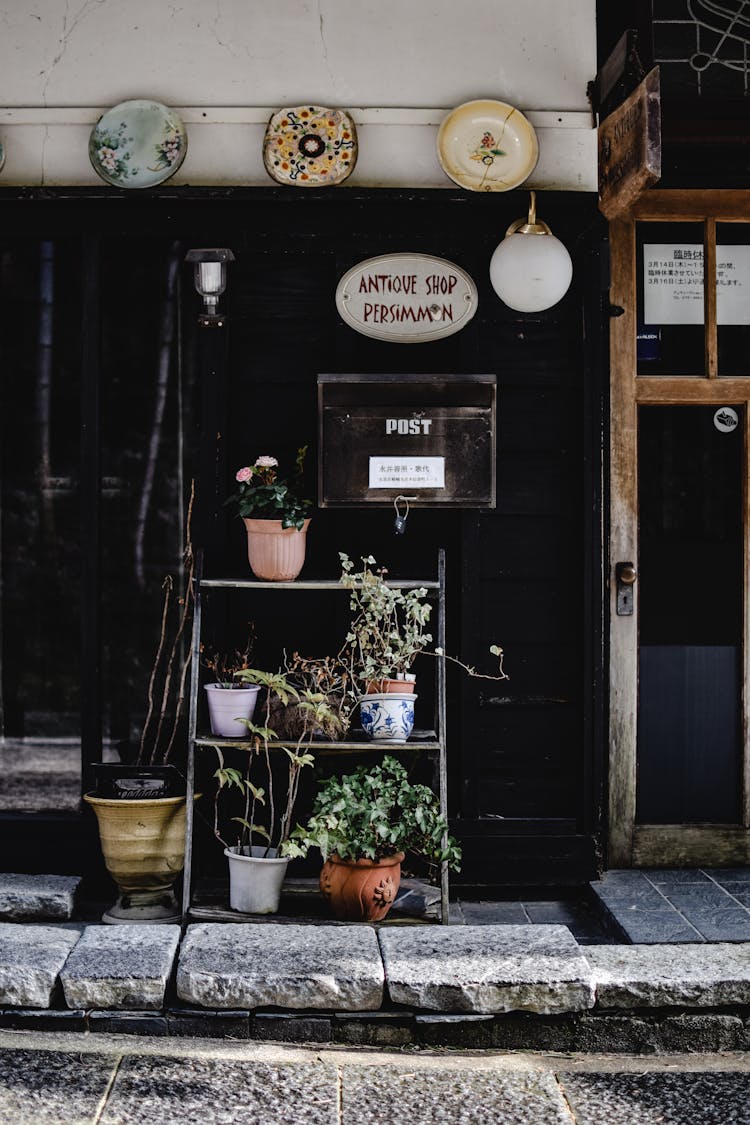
[0, 187, 606, 889]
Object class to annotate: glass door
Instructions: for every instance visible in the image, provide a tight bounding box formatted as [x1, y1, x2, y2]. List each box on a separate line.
[608, 194, 750, 867]
[636, 404, 743, 825]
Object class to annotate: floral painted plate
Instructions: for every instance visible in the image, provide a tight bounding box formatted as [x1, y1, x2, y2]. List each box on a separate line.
[436, 99, 538, 192]
[263, 105, 357, 186]
[89, 99, 187, 189]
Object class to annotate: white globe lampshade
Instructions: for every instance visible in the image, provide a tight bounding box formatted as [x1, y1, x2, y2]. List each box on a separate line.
[488, 192, 573, 313]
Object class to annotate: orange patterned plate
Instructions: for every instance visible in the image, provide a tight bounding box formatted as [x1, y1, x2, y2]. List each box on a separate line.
[263, 105, 357, 187]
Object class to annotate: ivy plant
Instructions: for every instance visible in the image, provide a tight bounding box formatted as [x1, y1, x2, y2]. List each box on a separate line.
[340, 553, 432, 686]
[285, 755, 462, 871]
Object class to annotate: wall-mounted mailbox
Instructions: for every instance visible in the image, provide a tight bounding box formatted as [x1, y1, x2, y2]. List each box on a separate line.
[317, 373, 496, 507]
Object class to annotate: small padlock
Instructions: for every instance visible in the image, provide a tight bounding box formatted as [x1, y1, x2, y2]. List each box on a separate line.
[393, 495, 412, 535]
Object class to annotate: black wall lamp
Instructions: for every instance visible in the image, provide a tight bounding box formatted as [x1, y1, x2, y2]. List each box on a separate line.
[185, 248, 235, 326]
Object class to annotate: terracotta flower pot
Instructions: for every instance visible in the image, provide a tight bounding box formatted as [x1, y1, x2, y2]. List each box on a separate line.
[242, 517, 311, 581]
[365, 677, 416, 695]
[319, 852, 404, 921]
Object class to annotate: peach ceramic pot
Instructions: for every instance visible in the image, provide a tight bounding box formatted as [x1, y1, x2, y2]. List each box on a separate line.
[319, 852, 404, 921]
[242, 518, 311, 581]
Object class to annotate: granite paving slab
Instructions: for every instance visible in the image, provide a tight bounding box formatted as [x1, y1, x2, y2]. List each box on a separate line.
[587, 943, 750, 1008]
[177, 923, 384, 1010]
[591, 868, 750, 943]
[379, 924, 595, 1014]
[0, 874, 80, 921]
[341, 1066, 571, 1124]
[0, 1046, 116, 1124]
[0, 923, 80, 1008]
[60, 925, 180, 1010]
[459, 901, 529, 925]
[558, 1071, 750, 1125]
[99, 1054, 338, 1124]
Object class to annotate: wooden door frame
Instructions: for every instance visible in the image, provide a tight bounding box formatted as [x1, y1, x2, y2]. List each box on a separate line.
[609, 190, 750, 867]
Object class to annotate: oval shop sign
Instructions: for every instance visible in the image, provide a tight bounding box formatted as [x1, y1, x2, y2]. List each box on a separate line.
[335, 253, 478, 343]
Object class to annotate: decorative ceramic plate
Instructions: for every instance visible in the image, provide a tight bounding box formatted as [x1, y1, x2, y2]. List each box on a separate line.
[436, 99, 538, 192]
[263, 105, 357, 186]
[89, 99, 187, 189]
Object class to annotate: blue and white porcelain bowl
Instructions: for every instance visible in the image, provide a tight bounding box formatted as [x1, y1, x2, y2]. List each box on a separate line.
[359, 692, 417, 743]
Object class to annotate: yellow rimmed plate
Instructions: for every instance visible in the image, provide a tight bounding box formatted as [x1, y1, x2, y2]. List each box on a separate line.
[437, 99, 538, 192]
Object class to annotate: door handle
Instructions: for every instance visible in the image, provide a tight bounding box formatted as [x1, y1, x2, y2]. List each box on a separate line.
[615, 561, 637, 616]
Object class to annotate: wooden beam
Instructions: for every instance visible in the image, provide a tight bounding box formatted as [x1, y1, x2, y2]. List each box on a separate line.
[635, 378, 750, 402]
[608, 217, 638, 868]
[633, 190, 750, 221]
[633, 824, 750, 866]
[704, 219, 718, 379]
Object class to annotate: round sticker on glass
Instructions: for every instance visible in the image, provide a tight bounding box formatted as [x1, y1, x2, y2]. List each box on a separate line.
[714, 407, 739, 433]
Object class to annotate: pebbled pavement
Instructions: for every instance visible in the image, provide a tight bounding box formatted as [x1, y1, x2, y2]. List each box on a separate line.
[2, 1032, 750, 1124]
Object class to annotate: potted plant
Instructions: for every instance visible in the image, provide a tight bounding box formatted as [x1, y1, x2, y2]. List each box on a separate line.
[201, 630, 261, 739]
[268, 649, 356, 741]
[285, 755, 462, 921]
[339, 552, 431, 740]
[211, 666, 344, 913]
[225, 447, 313, 581]
[340, 552, 431, 693]
[341, 552, 511, 742]
[84, 484, 197, 924]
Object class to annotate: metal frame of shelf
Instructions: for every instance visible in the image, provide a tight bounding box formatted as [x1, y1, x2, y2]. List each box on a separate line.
[182, 548, 448, 924]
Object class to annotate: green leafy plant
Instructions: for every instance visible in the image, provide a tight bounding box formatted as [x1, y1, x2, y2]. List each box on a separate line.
[285, 755, 462, 871]
[211, 666, 344, 856]
[340, 553, 432, 687]
[224, 447, 312, 530]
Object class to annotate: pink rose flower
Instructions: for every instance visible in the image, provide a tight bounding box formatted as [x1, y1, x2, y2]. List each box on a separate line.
[235, 467, 253, 482]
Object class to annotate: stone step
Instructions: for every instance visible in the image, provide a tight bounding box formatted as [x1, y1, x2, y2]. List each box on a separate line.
[3, 920, 750, 1028]
[0, 874, 80, 922]
[587, 943, 750, 1009]
[60, 925, 180, 1010]
[379, 924, 596, 1014]
[0, 923, 81, 1008]
[176, 923, 385, 1011]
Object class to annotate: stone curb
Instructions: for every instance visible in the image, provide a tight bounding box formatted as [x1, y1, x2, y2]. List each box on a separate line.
[5, 921, 750, 1031]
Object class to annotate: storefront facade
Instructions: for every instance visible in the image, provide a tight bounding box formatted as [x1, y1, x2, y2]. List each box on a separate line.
[3, 2, 745, 893]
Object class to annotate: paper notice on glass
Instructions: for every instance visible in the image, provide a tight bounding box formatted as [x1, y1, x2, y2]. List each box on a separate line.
[369, 456, 445, 489]
[644, 244, 750, 325]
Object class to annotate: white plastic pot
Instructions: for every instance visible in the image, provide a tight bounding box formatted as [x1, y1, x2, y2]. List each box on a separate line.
[205, 684, 260, 738]
[224, 845, 289, 914]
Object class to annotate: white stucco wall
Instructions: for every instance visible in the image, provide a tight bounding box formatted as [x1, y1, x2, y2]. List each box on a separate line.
[0, 0, 597, 189]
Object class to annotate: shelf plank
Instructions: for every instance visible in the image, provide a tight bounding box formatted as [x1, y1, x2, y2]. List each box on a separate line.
[199, 578, 441, 590]
[195, 731, 440, 752]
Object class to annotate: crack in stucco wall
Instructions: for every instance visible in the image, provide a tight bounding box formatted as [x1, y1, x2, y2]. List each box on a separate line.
[40, 0, 107, 106]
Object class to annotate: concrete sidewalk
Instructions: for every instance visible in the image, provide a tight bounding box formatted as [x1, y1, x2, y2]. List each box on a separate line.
[1, 1031, 750, 1123]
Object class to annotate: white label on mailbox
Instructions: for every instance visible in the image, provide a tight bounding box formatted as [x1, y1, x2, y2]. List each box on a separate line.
[369, 457, 445, 489]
